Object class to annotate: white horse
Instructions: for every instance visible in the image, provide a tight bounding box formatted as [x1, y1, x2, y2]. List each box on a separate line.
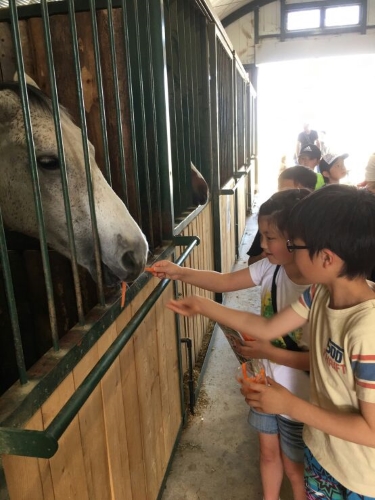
[0, 81, 149, 286]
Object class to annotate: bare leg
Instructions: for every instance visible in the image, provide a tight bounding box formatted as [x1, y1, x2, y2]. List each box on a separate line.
[281, 452, 305, 500]
[258, 432, 283, 500]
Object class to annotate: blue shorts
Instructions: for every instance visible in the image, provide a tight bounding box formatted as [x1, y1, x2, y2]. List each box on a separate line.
[305, 447, 375, 500]
[248, 408, 304, 463]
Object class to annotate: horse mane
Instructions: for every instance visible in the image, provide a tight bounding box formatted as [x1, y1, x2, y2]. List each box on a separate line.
[0, 81, 71, 122]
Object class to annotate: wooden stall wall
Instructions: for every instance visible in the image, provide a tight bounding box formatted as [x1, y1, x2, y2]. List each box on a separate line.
[219, 191, 236, 275]
[236, 176, 247, 252]
[176, 204, 215, 374]
[2, 276, 180, 500]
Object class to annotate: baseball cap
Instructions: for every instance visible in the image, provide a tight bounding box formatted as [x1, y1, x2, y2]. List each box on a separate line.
[365, 153, 375, 182]
[299, 144, 321, 159]
[319, 153, 349, 173]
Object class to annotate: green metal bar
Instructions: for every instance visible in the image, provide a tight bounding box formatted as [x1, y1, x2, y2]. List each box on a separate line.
[119, 0, 142, 225]
[0, 209, 27, 385]
[0, 236, 199, 458]
[89, 0, 112, 185]
[106, 0, 128, 206]
[67, 0, 105, 306]
[40, 0, 85, 325]
[148, 0, 174, 238]
[8, 0, 60, 350]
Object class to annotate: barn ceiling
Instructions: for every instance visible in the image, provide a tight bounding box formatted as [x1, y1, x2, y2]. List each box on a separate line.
[209, 0, 252, 20]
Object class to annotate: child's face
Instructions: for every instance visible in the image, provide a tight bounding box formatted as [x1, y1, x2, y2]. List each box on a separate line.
[289, 238, 320, 282]
[298, 155, 319, 170]
[327, 158, 347, 182]
[258, 217, 293, 266]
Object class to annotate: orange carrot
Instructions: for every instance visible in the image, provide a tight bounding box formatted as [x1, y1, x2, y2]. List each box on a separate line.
[144, 267, 156, 273]
[121, 282, 127, 308]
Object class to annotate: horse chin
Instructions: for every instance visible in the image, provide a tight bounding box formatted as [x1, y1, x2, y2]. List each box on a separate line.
[102, 264, 122, 288]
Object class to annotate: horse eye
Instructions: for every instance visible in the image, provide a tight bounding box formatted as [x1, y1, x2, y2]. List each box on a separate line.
[37, 156, 60, 170]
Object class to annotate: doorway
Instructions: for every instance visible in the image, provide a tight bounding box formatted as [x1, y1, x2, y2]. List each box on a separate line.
[256, 53, 375, 200]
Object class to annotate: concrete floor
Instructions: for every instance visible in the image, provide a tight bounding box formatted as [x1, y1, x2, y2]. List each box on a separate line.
[161, 213, 293, 500]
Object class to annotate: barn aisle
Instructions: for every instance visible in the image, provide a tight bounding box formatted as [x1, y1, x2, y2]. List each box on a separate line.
[161, 213, 293, 500]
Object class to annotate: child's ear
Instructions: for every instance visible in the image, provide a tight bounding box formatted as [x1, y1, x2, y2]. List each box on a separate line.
[320, 249, 335, 268]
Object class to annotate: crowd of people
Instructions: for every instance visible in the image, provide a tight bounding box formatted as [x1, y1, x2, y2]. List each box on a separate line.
[149, 142, 375, 500]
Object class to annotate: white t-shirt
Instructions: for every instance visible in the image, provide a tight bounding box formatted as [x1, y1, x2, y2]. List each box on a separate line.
[249, 259, 310, 419]
[292, 283, 375, 496]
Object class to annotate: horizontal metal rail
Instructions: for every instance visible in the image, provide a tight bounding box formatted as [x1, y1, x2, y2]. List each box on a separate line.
[0, 235, 200, 459]
[220, 166, 252, 195]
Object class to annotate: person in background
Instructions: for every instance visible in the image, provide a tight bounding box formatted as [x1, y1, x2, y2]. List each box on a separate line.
[247, 166, 317, 265]
[295, 123, 320, 160]
[152, 189, 312, 500]
[297, 144, 325, 190]
[358, 153, 375, 194]
[167, 185, 375, 500]
[319, 153, 348, 184]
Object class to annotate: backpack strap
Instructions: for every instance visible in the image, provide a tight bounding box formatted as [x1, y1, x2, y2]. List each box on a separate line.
[271, 265, 302, 352]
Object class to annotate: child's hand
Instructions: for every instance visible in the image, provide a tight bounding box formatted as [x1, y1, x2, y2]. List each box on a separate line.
[166, 296, 202, 317]
[241, 377, 294, 415]
[236, 339, 273, 360]
[150, 260, 182, 280]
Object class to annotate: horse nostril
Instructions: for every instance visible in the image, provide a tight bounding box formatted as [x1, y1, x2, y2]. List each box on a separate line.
[121, 251, 137, 271]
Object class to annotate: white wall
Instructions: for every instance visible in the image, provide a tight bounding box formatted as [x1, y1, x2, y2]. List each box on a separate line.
[224, 0, 375, 65]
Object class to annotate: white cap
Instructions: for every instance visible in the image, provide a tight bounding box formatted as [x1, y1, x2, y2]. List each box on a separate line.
[365, 154, 375, 182]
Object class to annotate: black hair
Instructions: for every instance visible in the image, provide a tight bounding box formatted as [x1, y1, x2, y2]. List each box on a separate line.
[288, 184, 375, 279]
[258, 188, 311, 235]
[278, 166, 317, 191]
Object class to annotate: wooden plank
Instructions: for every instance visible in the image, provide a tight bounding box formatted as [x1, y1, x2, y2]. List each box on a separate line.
[117, 308, 147, 500]
[72, 343, 112, 500]
[132, 283, 164, 500]
[97, 323, 133, 500]
[42, 374, 90, 500]
[2, 410, 53, 500]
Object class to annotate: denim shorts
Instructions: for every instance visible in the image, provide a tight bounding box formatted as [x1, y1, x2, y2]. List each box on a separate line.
[248, 408, 304, 463]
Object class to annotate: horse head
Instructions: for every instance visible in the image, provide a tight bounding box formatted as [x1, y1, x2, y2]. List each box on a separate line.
[191, 162, 209, 206]
[0, 82, 148, 286]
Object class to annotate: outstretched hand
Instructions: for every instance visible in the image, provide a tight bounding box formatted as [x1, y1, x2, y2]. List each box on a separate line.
[241, 377, 295, 416]
[149, 260, 182, 280]
[166, 296, 202, 317]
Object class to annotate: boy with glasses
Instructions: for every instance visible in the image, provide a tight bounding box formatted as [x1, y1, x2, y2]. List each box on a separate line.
[167, 185, 375, 500]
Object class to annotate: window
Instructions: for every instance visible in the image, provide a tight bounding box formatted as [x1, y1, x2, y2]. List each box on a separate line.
[287, 9, 320, 30]
[283, 1, 365, 36]
[324, 5, 360, 27]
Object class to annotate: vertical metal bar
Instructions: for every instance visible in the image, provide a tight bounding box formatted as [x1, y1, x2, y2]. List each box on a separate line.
[0, 209, 28, 385]
[8, 0, 60, 350]
[149, 0, 174, 238]
[40, 0, 85, 325]
[67, 0, 105, 306]
[88, 0, 112, 186]
[106, 0, 128, 206]
[191, 7, 202, 171]
[119, 0, 142, 225]
[138, 0, 163, 246]
[123, 0, 154, 248]
[233, 56, 238, 173]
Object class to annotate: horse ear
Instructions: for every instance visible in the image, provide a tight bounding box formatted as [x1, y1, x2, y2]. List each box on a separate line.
[0, 89, 21, 123]
[13, 72, 41, 89]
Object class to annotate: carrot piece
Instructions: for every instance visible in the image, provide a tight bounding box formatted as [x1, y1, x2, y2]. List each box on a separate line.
[144, 267, 156, 273]
[121, 282, 127, 308]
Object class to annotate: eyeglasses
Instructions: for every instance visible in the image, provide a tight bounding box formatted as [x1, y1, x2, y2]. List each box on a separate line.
[286, 239, 309, 253]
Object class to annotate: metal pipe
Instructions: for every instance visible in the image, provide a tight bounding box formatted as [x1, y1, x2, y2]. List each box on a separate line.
[180, 338, 195, 415]
[0, 210, 27, 385]
[8, 0, 60, 350]
[40, 0, 85, 325]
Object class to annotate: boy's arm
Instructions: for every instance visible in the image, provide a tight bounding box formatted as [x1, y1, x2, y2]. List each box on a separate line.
[166, 295, 307, 341]
[237, 340, 310, 371]
[152, 260, 255, 293]
[244, 380, 375, 447]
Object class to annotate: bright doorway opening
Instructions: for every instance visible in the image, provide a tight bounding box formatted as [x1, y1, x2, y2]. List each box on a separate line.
[256, 53, 375, 200]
